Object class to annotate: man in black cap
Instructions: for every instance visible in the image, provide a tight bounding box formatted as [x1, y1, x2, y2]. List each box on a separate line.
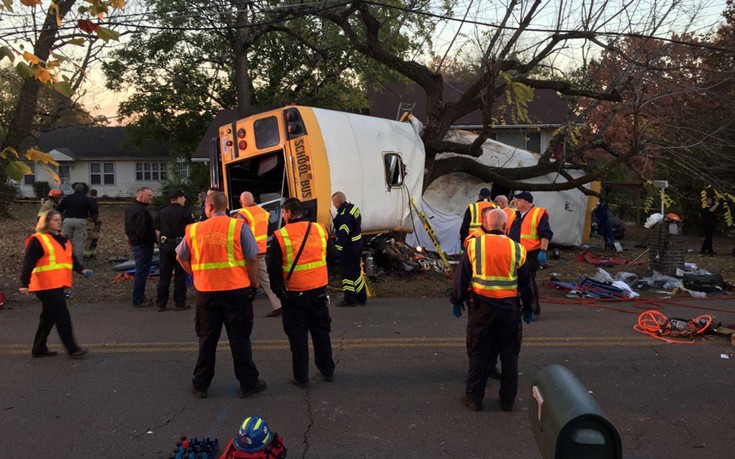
[460, 187, 496, 245]
[154, 189, 195, 311]
[507, 191, 553, 316]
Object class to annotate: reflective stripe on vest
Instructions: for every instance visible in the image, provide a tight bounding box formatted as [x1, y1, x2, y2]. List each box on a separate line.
[468, 201, 496, 231]
[238, 206, 270, 254]
[519, 206, 545, 251]
[28, 233, 73, 291]
[186, 217, 250, 292]
[275, 221, 328, 291]
[463, 227, 485, 249]
[504, 207, 517, 233]
[467, 234, 527, 299]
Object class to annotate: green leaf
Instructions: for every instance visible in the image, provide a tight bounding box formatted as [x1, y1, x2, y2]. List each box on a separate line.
[96, 26, 120, 43]
[0, 46, 14, 63]
[6, 161, 32, 181]
[15, 61, 35, 79]
[53, 80, 74, 97]
[67, 38, 86, 46]
[1, 0, 14, 13]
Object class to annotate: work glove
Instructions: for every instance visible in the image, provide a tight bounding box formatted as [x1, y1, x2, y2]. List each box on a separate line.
[83, 269, 94, 278]
[247, 286, 258, 302]
[537, 250, 547, 266]
[452, 303, 465, 318]
[523, 311, 534, 324]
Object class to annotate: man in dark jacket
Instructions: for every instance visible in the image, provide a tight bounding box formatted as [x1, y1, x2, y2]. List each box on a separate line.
[125, 187, 156, 307]
[154, 189, 195, 311]
[331, 191, 366, 307]
[57, 183, 98, 262]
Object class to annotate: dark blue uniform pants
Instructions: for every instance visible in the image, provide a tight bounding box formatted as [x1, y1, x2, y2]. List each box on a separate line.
[33, 288, 81, 355]
[465, 300, 522, 407]
[281, 288, 335, 383]
[157, 241, 187, 309]
[192, 288, 260, 391]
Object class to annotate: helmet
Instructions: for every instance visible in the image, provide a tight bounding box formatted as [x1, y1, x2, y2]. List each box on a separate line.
[49, 189, 63, 198]
[665, 213, 681, 222]
[234, 416, 273, 453]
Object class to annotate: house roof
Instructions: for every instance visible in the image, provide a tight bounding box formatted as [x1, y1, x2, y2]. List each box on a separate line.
[38, 126, 170, 160]
[367, 82, 571, 126]
[193, 109, 238, 159]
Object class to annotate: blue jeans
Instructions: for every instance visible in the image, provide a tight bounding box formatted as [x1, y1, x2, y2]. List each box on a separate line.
[132, 245, 153, 305]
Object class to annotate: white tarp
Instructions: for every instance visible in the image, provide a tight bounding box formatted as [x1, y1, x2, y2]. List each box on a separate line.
[407, 131, 593, 254]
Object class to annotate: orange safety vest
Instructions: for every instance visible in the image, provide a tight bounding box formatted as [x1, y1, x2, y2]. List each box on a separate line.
[468, 200, 497, 232]
[518, 206, 548, 252]
[185, 217, 250, 292]
[466, 234, 527, 299]
[274, 221, 328, 292]
[237, 206, 270, 254]
[463, 227, 485, 249]
[503, 207, 517, 231]
[26, 232, 73, 292]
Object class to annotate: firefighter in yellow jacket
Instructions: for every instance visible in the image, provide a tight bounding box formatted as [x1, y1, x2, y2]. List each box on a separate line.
[19, 210, 92, 359]
[176, 191, 266, 399]
[267, 198, 339, 388]
[451, 208, 534, 412]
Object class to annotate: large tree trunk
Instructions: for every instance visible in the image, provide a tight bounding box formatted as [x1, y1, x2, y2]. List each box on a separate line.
[1, 0, 77, 151]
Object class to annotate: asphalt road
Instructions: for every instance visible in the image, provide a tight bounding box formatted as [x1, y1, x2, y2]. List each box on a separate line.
[1, 294, 733, 458]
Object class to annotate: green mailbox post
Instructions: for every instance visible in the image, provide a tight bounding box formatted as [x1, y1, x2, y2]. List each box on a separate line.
[528, 364, 622, 459]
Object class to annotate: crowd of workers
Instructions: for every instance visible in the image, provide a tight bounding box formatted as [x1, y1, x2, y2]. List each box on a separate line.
[17, 179, 735, 423]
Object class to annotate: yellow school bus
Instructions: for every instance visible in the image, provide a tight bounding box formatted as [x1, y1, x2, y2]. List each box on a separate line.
[216, 105, 425, 234]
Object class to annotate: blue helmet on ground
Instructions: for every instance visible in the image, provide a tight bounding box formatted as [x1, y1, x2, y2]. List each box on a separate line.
[234, 416, 273, 453]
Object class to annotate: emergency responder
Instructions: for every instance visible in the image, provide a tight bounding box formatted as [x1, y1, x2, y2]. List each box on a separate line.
[508, 191, 553, 316]
[19, 210, 92, 358]
[267, 198, 338, 388]
[154, 189, 195, 312]
[57, 183, 98, 263]
[451, 208, 534, 412]
[459, 188, 496, 244]
[38, 189, 63, 218]
[237, 191, 282, 317]
[176, 191, 266, 399]
[125, 187, 156, 307]
[331, 191, 367, 307]
[84, 189, 101, 258]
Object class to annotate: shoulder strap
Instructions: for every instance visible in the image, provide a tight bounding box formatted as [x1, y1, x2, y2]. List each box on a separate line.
[286, 221, 312, 281]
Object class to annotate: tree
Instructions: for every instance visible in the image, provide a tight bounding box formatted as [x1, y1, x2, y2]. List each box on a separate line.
[103, 0, 420, 158]
[268, 0, 727, 193]
[0, 0, 124, 216]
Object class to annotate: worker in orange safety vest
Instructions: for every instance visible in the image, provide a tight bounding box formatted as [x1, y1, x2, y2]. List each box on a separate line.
[451, 208, 535, 412]
[176, 191, 266, 399]
[507, 191, 553, 316]
[266, 198, 339, 388]
[237, 191, 282, 318]
[460, 187, 497, 245]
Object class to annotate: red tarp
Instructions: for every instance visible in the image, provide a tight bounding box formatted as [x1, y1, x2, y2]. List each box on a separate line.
[573, 250, 644, 267]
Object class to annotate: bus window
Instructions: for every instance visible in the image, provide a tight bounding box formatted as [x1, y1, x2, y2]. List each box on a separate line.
[254, 117, 280, 150]
[384, 153, 404, 187]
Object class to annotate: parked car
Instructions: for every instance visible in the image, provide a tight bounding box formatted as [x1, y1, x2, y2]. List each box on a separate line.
[591, 210, 626, 240]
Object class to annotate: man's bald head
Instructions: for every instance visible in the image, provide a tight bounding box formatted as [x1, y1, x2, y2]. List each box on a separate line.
[240, 191, 255, 207]
[494, 195, 508, 209]
[331, 191, 346, 209]
[483, 208, 508, 232]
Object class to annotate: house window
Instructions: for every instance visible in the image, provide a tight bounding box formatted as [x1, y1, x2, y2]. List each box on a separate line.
[24, 164, 35, 185]
[58, 165, 71, 185]
[135, 162, 169, 181]
[90, 162, 115, 185]
[383, 153, 404, 187]
[174, 160, 189, 179]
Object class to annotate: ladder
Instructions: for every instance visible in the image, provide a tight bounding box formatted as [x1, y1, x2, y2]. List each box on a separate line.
[409, 198, 452, 271]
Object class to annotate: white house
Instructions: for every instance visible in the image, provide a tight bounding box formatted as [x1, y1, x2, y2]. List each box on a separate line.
[19, 126, 187, 198]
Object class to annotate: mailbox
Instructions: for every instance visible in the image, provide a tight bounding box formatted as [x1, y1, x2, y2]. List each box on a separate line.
[528, 364, 622, 459]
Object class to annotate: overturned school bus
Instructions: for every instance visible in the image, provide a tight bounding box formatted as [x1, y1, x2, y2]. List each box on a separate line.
[215, 106, 425, 233]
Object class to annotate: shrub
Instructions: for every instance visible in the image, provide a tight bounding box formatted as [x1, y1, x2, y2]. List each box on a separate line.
[33, 181, 51, 200]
